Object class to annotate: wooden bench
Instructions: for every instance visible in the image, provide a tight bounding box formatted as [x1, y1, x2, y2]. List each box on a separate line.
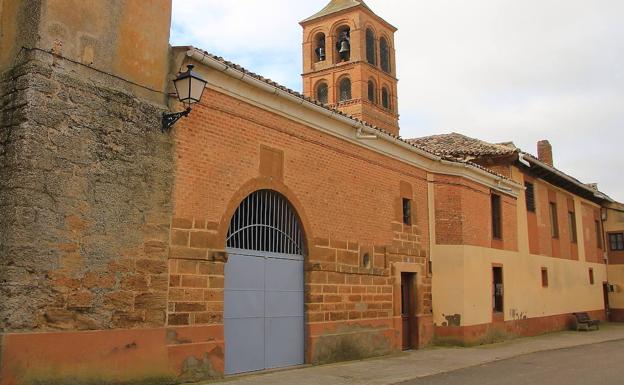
[573, 312, 600, 331]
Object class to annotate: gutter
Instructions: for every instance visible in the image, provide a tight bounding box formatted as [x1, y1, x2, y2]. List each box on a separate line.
[186, 48, 521, 194]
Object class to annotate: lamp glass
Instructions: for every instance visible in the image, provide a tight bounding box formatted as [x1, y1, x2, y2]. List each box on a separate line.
[174, 76, 191, 103]
[173, 65, 208, 105]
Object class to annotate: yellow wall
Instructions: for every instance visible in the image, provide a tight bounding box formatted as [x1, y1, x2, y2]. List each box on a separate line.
[0, 0, 24, 72]
[431, 165, 607, 327]
[608, 266, 624, 309]
[1, 0, 172, 102]
[432, 245, 606, 326]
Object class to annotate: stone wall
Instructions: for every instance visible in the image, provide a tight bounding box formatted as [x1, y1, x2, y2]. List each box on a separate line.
[0, 49, 173, 333]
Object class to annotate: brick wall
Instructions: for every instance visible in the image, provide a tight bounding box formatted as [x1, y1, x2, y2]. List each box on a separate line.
[169, 86, 432, 359]
[434, 175, 518, 250]
[528, 178, 600, 261]
[0, 51, 173, 333]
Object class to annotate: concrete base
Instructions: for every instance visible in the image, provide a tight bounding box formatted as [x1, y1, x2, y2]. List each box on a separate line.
[0, 325, 224, 385]
[610, 308, 624, 322]
[434, 310, 606, 346]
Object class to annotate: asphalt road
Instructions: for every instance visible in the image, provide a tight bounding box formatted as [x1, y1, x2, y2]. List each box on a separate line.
[398, 340, 624, 385]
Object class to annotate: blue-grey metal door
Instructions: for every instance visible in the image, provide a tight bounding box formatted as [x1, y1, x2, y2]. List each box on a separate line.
[224, 190, 305, 375]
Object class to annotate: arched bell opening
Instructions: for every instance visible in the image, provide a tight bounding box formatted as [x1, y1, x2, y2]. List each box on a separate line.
[335, 25, 351, 62]
[313, 32, 327, 63]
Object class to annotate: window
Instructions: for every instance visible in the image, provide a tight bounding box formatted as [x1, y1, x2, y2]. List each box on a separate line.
[491, 194, 502, 240]
[589, 268, 595, 285]
[316, 82, 328, 104]
[366, 28, 376, 65]
[549, 202, 559, 238]
[338, 78, 351, 102]
[525, 182, 535, 212]
[402, 198, 412, 226]
[380, 37, 390, 73]
[381, 87, 390, 109]
[568, 211, 577, 243]
[541, 268, 549, 288]
[367, 80, 376, 103]
[362, 252, 371, 268]
[610, 233, 624, 251]
[595, 220, 603, 249]
[314, 33, 326, 62]
[336, 26, 351, 62]
[493, 267, 504, 312]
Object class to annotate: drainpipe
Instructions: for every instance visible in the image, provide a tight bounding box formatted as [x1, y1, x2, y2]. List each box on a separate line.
[518, 152, 531, 167]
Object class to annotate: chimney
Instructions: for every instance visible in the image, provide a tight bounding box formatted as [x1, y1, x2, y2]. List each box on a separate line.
[537, 140, 553, 166]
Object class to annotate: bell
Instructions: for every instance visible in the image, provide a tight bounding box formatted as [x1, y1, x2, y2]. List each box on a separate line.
[339, 40, 350, 53]
[316, 47, 326, 61]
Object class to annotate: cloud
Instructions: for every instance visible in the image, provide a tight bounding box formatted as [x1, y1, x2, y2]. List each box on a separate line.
[172, 0, 624, 201]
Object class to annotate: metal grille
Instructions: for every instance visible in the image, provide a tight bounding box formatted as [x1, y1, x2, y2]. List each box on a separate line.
[227, 190, 304, 255]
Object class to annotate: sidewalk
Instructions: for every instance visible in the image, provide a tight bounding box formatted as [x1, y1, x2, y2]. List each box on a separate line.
[199, 323, 624, 385]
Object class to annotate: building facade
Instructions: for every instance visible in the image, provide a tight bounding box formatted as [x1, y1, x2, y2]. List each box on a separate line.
[0, 0, 619, 384]
[604, 202, 624, 321]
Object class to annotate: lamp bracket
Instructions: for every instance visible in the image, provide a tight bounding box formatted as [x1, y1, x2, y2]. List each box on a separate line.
[162, 107, 192, 132]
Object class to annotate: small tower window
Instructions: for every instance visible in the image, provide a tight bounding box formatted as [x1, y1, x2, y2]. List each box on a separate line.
[380, 37, 390, 73]
[336, 26, 351, 62]
[314, 33, 326, 62]
[339, 78, 351, 102]
[367, 80, 376, 103]
[381, 87, 390, 109]
[316, 82, 328, 104]
[366, 28, 376, 65]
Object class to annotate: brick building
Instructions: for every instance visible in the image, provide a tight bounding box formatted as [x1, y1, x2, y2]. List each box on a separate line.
[0, 0, 619, 384]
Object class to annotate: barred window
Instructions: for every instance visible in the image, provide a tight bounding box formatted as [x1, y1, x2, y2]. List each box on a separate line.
[367, 80, 376, 103]
[549, 202, 559, 238]
[596, 220, 603, 249]
[382, 87, 390, 109]
[491, 194, 502, 239]
[402, 198, 412, 226]
[610, 233, 624, 251]
[339, 78, 351, 102]
[380, 37, 390, 73]
[366, 28, 376, 65]
[568, 211, 577, 243]
[525, 182, 535, 212]
[316, 82, 328, 104]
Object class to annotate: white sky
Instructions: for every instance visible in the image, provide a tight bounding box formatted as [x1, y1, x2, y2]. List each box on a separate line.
[171, 0, 624, 202]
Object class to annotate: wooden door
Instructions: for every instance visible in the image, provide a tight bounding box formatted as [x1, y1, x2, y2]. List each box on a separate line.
[401, 273, 415, 350]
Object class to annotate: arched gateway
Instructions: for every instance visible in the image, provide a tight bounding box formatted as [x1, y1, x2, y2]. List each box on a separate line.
[224, 190, 305, 375]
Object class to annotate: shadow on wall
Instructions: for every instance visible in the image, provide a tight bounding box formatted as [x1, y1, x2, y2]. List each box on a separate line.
[311, 324, 394, 365]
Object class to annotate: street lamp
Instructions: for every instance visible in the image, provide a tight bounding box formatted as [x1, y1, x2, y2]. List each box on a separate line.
[162, 64, 207, 131]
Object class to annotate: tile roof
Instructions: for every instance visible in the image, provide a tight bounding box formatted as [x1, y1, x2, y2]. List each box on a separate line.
[301, 0, 371, 23]
[406, 132, 518, 161]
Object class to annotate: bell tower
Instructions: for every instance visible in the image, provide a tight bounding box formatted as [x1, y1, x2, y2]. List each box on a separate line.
[301, 0, 400, 135]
